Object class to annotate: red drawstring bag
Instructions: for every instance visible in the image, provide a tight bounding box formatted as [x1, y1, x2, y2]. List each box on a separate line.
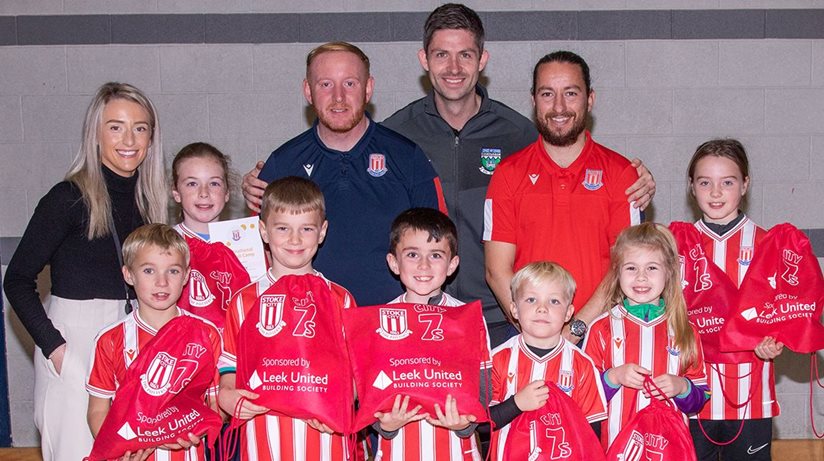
[85, 316, 222, 461]
[179, 235, 251, 331]
[605, 377, 696, 461]
[500, 384, 606, 461]
[343, 301, 489, 431]
[721, 223, 824, 353]
[233, 274, 355, 433]
[669, 222, 754, 364]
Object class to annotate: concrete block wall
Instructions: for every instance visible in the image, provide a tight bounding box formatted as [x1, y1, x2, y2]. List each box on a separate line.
[2, 0, 824, 447]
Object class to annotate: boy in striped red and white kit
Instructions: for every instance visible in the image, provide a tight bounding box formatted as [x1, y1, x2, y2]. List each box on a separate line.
[217, 177, 356, 461]
[685, 139, 782, 460]
[373, 208, 491, 461]
[86, 224, 223, 461]
[489, 262, 607, 460]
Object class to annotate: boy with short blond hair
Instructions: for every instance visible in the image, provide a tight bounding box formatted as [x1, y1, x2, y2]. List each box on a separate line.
[488, 261, 607, 460]
[217, 176, 356, 460]
[86, 223, 223, 461]
[375, 207, 488, 461]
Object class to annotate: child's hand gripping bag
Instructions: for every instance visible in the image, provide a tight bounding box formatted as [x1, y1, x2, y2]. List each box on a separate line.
[344, 301, 490, 431]
[605, 377, 696, 461]
[500, 383, 606, 461]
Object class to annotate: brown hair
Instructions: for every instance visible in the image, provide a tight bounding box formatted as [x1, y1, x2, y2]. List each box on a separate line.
[423, 3, 485, 53]
[389, 208, 458, 257]
[260, 176, 325, 222]
[603, 223, 697, 371]
[171, 142, 233, 190]
[531, 50, 592, 95]
[687, 138, 749, 182]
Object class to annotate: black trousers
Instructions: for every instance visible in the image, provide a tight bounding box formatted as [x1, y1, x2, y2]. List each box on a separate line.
[689, 418, 773, 461]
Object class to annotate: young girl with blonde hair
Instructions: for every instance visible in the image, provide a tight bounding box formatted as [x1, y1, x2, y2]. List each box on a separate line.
[584, 223, 709, 449]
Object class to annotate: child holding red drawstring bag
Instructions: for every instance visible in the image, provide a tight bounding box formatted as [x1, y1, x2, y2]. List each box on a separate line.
[674, 139, 785, 461]
[583, 223, 709, 451]
[346, 208, 491, 461]
[85, 224, 223, 461]
[171, 142, 252, 333]
[605, 376, 698, 461]
[217, 177, 358, 460]
[490, 262, 607, 461]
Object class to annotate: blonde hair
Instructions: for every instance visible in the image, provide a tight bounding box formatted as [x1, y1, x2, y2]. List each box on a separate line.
[603, 223, 697, 370]
[66, 82, 167, 239]
[510, 261, 576, 305]
[306, 41, 370, 77]
[122, 223, 190, 269]
[260, 176, 326, 222]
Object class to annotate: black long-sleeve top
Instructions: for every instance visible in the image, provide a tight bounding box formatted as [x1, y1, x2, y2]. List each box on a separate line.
[4, 166, 144, 357]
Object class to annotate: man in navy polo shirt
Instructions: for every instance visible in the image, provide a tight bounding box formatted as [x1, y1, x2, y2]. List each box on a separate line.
[247, 42, 446, 306]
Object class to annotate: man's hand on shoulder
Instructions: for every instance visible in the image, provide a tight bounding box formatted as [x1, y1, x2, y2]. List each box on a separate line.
[242, 160, 267, 213]
[626, 158, 656, 211]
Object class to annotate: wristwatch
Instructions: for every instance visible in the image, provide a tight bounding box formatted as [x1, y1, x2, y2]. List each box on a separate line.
[569, 318, 587, 337]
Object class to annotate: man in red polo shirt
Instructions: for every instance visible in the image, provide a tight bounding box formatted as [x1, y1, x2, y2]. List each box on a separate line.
[484, 50, 643, 343]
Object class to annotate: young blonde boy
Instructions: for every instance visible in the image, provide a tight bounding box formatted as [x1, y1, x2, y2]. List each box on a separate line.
[86, 223, 223, 461]
[488, 262, 607, 460]
[375, 207, 489, 461]
[217, 176, 356, 460]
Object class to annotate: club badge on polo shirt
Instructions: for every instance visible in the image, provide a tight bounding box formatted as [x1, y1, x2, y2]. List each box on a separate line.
[479, 148, 502, 175]
[367, 153, 388, 177]
[582, 169, 603, 191]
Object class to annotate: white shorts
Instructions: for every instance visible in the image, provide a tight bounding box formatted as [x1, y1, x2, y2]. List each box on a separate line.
[33, 296, 122, 461]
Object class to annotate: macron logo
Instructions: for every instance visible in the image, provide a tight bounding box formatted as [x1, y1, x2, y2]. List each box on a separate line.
[303, 164, 314, 177]
[372, 371, 393, 390]
[529, 174, 539, 185]
[118, 422, 138, 440]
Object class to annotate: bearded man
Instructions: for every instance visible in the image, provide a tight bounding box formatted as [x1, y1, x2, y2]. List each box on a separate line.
[253, 42, 446, 305]
[483, 51, 643, 342]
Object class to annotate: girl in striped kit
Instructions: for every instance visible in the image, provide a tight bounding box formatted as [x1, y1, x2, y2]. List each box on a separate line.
[171, 142, 250, 333]
[685, 139, 783, 461]
[584, 223, 709, 449]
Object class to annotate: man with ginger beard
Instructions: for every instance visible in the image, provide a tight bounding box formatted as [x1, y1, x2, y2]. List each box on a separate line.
[255, 42, 446, 306]
[484, 51, 643, 343]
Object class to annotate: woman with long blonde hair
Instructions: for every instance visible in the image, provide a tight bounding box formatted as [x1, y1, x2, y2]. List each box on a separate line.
[4, 82, 167, 460]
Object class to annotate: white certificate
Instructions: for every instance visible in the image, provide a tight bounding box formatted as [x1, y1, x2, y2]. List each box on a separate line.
[209, 216, 267, 281]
